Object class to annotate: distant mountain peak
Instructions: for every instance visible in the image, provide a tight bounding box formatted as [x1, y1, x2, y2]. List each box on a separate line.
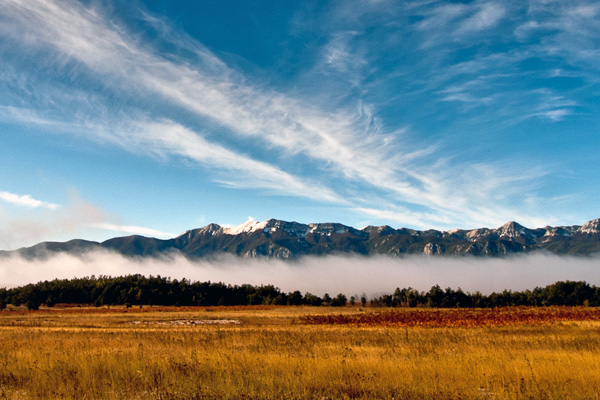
[580, 218, 600, 234]
[497, 221, 528, 238]
[177, 223, 223, 238]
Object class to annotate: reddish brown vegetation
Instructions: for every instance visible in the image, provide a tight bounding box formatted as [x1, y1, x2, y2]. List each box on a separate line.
[300, 307, 600, 328]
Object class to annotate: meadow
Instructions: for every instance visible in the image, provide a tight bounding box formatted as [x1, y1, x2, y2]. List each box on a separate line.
[1, 305, 600, 400]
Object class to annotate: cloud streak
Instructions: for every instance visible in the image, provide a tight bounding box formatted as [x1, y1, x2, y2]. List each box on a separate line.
[87, 223, 175, 238]
[0, 191, 59, 210]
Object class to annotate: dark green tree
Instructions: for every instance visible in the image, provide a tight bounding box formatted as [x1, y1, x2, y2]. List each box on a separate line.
[330, 293, 347, 307]
[303, 292, 323, 306]
[287, 290, 303, 306]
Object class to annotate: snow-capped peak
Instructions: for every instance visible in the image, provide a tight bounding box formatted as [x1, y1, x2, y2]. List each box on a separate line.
[223, 218, 269, 235]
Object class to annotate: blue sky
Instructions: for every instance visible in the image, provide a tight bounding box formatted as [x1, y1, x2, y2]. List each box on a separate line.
[0, 0, 599, 250]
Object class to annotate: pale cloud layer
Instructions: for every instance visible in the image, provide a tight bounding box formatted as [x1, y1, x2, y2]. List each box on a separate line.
[2, 252, 599, 296]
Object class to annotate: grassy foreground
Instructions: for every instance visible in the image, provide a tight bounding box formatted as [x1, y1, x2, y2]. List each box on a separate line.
[1, 306, 600, 399]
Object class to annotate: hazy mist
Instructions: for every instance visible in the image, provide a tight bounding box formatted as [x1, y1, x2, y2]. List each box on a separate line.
[2, 251, 599, 297]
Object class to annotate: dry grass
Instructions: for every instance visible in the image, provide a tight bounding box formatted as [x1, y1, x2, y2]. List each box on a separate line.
[1, 306, 600, 399]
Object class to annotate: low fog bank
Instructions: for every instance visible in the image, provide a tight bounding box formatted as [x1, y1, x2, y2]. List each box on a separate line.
[1, 251, 599, 296]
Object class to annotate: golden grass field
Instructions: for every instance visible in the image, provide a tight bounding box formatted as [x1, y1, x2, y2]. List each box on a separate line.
[1, 305, 600, 399]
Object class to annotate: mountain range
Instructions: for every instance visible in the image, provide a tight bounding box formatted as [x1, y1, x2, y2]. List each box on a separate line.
[2, 218, 600, 260]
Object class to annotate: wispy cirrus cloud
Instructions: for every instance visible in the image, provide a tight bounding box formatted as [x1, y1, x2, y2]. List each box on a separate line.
[401, 0, 599, 120]
[0, 106, 344, 205]
[414, 1, 506, 47]
[520, 89, 579, 122]
[320, 31, 368, 87]
[117, 119, 346, 204]
[1, 0, 458, 226]
[0, 0, 596, 233]
[514, 2, 600, 75]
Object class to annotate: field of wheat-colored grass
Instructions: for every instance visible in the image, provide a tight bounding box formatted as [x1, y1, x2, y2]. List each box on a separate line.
[1, 306, 600, 399]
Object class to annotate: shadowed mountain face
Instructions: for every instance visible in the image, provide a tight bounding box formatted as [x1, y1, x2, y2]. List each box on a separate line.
[4, 218, 600, 260]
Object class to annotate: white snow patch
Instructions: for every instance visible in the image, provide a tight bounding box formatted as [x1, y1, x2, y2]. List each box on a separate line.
[223, 218, 268, 235]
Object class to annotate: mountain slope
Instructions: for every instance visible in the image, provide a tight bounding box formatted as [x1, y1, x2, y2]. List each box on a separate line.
[3, 218, 600, 259]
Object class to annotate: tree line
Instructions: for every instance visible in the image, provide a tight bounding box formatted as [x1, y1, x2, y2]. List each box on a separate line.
[0, 275, 599, 310]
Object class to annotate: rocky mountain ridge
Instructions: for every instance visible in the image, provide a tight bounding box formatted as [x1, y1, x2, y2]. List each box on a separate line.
[3, 218, 600, 259]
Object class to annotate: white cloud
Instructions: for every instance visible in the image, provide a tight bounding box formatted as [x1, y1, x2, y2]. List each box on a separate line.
[0, 191, 59, 210]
